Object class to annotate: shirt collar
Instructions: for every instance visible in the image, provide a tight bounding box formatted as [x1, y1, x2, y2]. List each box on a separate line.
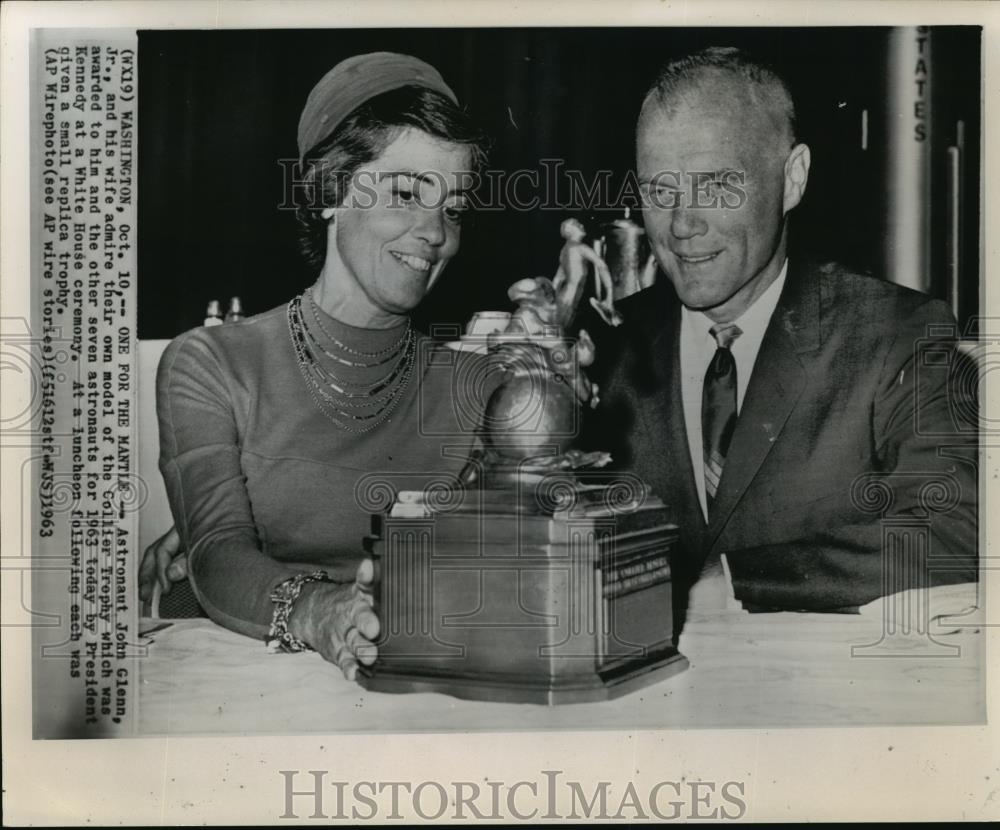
[681, 259, 789, 344]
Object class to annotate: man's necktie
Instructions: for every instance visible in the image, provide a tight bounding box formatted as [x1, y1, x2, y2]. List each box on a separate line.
[702, 323, 743, 505]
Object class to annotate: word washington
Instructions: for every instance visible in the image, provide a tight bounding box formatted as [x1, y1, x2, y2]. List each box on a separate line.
[278, 769, 748, 821]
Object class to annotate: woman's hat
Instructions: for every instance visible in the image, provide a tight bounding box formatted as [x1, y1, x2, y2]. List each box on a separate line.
[297, 52, 457, 163]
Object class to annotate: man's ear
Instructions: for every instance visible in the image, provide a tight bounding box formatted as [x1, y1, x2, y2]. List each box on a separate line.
[782, 142, 811, 214]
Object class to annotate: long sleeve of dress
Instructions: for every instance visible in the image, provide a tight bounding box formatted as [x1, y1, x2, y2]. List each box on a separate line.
[157, 329, 307, 639]
[155, 308, 484, 641]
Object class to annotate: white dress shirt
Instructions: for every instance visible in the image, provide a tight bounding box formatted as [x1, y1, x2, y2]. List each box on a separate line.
[679, 260, 788, 522]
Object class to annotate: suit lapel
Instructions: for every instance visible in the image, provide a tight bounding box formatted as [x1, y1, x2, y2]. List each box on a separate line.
[649, 301, 705, 540]
[705, 259, 820, 552]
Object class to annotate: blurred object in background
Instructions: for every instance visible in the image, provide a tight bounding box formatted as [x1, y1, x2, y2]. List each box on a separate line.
[592, 207, 654, 302]
[203, 299, 223, 327]
[225, 296, 245, 323]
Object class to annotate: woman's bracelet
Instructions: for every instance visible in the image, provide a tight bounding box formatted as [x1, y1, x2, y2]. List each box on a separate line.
[266, 570, 331, 654]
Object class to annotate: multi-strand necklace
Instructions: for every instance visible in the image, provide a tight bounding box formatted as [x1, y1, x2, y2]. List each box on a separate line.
[287, 289, 416, 433]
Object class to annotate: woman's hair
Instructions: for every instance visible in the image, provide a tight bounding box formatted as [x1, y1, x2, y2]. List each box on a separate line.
[295, 85, 489, 270]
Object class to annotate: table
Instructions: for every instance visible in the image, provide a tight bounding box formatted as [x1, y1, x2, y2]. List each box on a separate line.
[136, 580, 984, 735]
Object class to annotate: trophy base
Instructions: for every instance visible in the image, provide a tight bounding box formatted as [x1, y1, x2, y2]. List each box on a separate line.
[358, 646, 689, 705]
[361, 485, 688, 706]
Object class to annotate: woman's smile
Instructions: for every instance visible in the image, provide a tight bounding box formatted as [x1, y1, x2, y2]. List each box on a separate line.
[390, 251, 435, 273]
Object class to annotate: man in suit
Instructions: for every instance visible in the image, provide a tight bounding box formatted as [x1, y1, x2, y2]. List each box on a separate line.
[593, 47, 977, 628]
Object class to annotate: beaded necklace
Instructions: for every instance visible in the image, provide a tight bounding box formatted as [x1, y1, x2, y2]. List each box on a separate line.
[306, 287, 411, 366]
[287, 294, 416, 433]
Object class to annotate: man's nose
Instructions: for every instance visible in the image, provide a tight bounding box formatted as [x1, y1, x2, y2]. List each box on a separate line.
[670, 207, 708, 240]
[413, 206, 446, 246]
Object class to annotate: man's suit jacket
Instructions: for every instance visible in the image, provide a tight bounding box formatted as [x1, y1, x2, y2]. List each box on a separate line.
[593, 258, 977, 629]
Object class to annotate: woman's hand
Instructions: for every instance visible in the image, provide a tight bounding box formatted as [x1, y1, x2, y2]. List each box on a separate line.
[138, 526, 189, 602]
[288, 559, 380, 680]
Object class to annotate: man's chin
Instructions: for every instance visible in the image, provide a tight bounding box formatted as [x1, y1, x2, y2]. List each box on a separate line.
[672, 286, 728, 312]
[664, 268, 724, 306]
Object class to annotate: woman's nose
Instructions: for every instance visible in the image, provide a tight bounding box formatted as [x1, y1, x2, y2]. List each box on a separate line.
[413, 207, 446, 246]
[670, 207, 708, 240]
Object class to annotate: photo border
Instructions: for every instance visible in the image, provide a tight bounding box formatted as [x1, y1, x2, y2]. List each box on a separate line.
[2, 0, 998, 823]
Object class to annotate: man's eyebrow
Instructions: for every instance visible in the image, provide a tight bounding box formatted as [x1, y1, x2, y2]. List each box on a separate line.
[383, 170, 470, 195]
[638, 173, 682, 187]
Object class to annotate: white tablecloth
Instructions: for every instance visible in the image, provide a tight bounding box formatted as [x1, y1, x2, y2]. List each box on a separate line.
[136, 581, 983, 735]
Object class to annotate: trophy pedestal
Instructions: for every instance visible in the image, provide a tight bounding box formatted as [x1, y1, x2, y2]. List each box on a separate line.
[358, 486, 688, 704]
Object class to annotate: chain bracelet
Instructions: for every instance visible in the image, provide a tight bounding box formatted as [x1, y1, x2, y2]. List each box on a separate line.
[265, 570, 331, 654]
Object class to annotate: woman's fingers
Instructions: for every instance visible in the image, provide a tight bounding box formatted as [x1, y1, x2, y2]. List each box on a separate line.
[166, 554, 188, 582]
[317, 588, 380, 676]
[155, 527, 183, 593]
[337, 652, 359, 681]
[355, 557, 375, 589]
[330, 619, 377, 680]
[139, 526, 183, 600]
[353, 603, 380, 642]
[301, 579, 381, 679]
[340, 596, 379, 664]
[344, 625, 378, 666]
[343, 626, 366, 653]
[336, 589, 378, 641]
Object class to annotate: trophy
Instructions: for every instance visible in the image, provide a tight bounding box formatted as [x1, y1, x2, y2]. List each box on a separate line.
[358, 223, 687, 703]
[592, 207, 657, 302]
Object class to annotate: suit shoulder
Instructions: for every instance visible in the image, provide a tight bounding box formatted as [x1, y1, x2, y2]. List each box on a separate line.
[813, 262, 955, 327]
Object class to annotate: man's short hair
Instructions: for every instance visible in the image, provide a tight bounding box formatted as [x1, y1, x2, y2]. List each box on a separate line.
[643, 46, 798, 146]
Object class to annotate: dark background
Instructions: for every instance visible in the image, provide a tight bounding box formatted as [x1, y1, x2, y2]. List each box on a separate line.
[138, 27, 981, 339]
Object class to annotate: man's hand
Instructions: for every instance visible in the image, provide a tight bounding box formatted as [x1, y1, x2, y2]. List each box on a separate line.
[138, 526, 188, 602]
[288, 559, 380, 681]
[688, 552, 743, 615]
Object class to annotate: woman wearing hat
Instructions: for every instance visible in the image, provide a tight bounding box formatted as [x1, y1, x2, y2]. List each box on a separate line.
[149, 53, 490, 679]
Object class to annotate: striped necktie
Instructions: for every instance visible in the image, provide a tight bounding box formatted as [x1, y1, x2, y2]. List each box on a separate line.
[702, 322, 743, 504]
